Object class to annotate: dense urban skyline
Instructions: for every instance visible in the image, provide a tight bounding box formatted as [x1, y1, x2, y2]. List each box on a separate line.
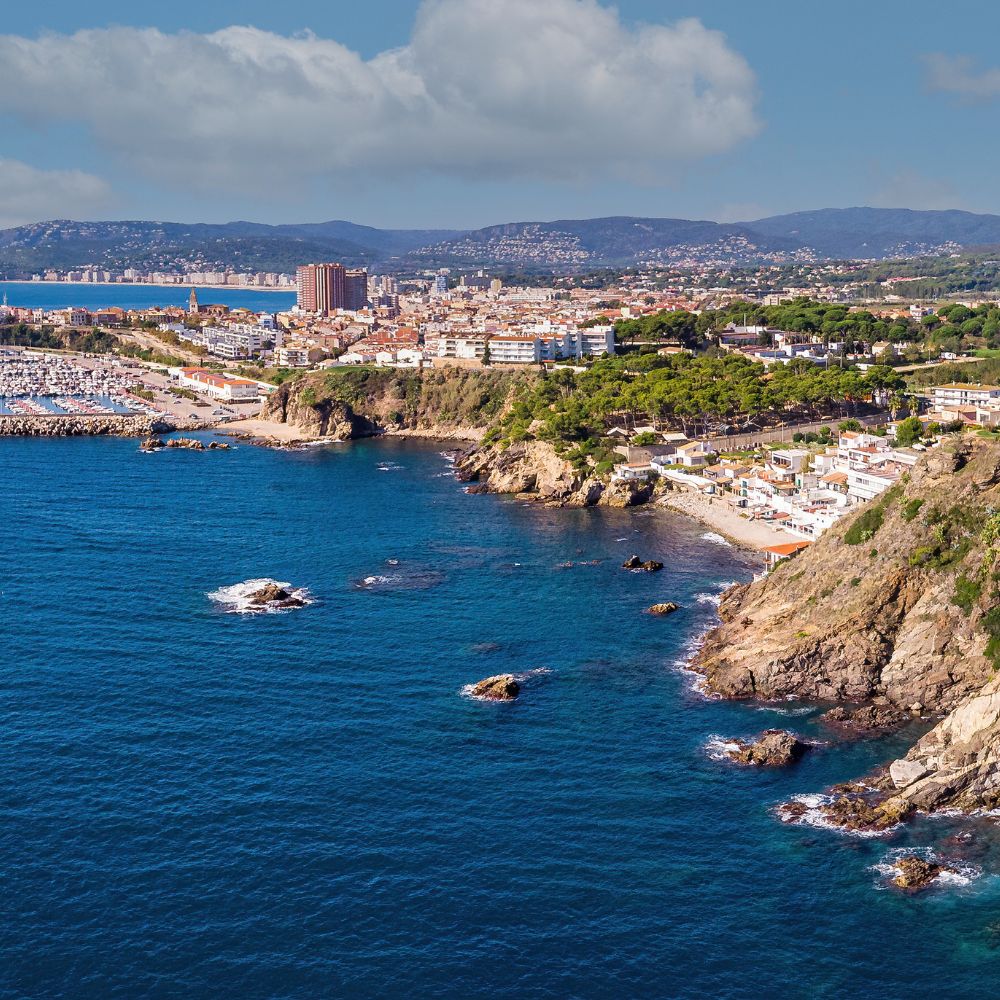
[1, 0, 999, 230]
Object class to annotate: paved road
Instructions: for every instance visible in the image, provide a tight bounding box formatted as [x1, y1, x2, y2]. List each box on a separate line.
[706, 411, 890, 451]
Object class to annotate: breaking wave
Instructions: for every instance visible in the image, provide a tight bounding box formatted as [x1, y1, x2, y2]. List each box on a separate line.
[701, 532, 732, 547]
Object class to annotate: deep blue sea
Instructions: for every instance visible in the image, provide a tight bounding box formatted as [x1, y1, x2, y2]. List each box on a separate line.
[4, 436, 1000, 999]
[0, 282, 296, 313]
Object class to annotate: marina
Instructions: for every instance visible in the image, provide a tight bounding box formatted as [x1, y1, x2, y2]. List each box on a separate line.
[0, 349, 174, 419]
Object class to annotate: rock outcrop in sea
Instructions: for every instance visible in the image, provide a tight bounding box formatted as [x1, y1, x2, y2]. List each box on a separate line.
[208, 578, 312, 614]
[694, 436, 1000, 820]
[727, 729, 807, 766]
[891, 855, 956, 891]
[622, 555, 663, 572]
[647, 602, 680, 615]
[469, 674, 520, 701]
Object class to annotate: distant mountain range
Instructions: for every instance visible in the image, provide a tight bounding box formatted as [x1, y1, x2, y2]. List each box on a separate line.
[4, 208, 1000, 276]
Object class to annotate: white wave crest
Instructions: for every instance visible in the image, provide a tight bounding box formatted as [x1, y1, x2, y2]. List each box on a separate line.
[207, 578, 313, 614]
[704, 735, 741, 761]
[701, 531, 732, 547]
[776, 793, 900, 839]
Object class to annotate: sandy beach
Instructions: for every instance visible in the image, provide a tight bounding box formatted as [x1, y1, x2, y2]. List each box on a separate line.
[223, 417, 317, 443]
[659, 491, 801, 552]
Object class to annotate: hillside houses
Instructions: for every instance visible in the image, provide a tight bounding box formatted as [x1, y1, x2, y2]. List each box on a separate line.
[613, 428, 920, 541]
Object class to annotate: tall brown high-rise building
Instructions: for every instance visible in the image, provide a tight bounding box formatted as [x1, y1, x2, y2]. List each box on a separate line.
[344, 269, 370, 311]
[296, 263, 351, 314]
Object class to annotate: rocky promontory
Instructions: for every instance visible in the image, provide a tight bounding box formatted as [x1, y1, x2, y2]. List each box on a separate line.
[260, 369, 662, 508]
[694, 437, 1000, 819]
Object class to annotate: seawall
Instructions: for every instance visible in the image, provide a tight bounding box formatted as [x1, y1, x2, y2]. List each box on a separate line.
[0, 415, 176, 437]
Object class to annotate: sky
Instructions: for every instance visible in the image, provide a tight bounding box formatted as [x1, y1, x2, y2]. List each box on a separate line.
[0, 0, 999, 230]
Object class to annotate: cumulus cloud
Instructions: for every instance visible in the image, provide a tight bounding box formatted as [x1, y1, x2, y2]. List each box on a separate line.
[924, 53, 1000, 100]
[0, 0, 760, 193]
[0, 159, 113, 227]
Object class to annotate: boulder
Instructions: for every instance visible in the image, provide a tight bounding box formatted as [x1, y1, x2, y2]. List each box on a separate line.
[622, 555, 663, 572]
[889, 758, 931, 789]
[471, 674, 520, 701]
[166, 437, 206, 450]
[249, 583, 305, 608]
[892, 855, 952, 891]
[647, 602, 680, 616]
[140, 436, 165, 450]
[728, 729, 807, 766]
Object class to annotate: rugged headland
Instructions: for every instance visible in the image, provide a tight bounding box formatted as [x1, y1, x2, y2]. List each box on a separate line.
[261, 369, 653, 507]
[696, 436, 1000, 819]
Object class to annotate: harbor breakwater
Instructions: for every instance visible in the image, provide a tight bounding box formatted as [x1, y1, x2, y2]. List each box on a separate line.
[0, 414, 178, 436]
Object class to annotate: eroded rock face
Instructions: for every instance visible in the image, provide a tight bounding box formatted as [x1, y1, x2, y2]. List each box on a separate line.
[471, 674, 520, 701]
[647, 602, 680, 616]
[727, 730, 807, 767]
[892, 856, 953, 891]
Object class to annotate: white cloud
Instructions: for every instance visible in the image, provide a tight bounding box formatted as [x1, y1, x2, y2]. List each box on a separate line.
[924, 53, 1000, 100]
[0, 1, 760, 194]
[0, 159, 113, 227]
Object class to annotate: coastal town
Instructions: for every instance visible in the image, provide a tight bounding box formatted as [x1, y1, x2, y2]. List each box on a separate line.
[5, 257, 1000, 566]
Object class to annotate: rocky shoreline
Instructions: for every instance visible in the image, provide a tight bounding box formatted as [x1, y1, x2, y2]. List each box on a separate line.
[694, 437, 1000, 826]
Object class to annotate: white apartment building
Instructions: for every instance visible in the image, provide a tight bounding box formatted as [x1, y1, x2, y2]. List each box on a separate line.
[932, 383, 1000, 408]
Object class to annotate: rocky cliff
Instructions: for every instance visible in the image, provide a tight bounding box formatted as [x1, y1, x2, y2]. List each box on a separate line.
[262, 368, 532, 442]
[264, 369, 655, 507]
[456, 438, 652, 507]
[695, 436, 1000, 816]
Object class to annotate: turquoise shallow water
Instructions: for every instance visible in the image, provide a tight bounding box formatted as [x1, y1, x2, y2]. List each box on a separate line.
[3, 435, 1000, 999]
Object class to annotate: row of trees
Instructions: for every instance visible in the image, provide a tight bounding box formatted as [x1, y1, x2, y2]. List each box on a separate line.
[494, 352, 907, 449]
[613, 297, 1000, 353]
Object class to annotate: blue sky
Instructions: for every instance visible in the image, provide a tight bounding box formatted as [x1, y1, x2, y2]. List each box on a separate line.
[0, 0, 997, 229]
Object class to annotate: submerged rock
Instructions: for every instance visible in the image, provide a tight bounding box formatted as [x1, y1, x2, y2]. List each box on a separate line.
[892, 855, 954, 891]
[249, 583, 306, 608]
[471, 674, 520, 701]
[647, 602, 680, 616]
[728, 729, 807, 767]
